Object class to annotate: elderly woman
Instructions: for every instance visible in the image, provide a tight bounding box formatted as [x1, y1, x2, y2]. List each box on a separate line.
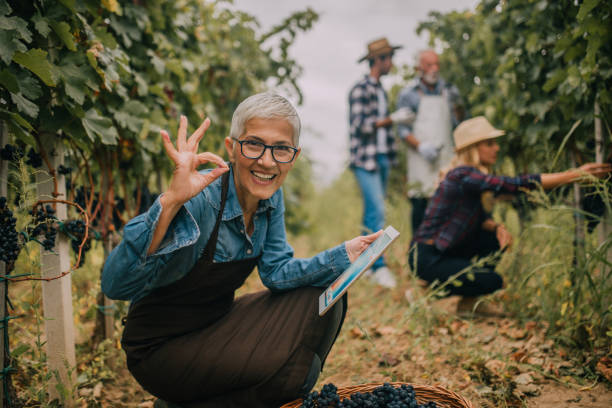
[102, 93, 381, 408]
[410, 116, 611, 316]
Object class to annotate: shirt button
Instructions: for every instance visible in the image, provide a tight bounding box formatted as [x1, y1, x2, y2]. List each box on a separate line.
[246, 249, 252, 255]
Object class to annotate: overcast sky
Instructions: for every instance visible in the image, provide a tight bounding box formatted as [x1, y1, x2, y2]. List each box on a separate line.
[232, 0, 479, 186]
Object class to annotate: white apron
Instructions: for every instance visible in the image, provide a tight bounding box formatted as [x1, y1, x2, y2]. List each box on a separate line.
[406, 90, 454, 197]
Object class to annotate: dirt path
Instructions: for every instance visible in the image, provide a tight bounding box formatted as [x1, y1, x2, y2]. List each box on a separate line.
[84, 274, 612, 408]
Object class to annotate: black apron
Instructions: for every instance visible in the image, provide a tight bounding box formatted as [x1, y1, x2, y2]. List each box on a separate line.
[121, 171, 346, 407]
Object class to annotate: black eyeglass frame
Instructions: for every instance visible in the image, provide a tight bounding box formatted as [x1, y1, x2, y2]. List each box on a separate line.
[231, 137, 298, 163]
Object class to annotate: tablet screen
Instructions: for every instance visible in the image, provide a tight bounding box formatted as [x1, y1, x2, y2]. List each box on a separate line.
[319, 226, 400, 316]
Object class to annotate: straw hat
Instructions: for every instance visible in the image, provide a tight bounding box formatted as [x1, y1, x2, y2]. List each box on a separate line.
[453, 116, 505, 151]
[358, 37, 402, 63]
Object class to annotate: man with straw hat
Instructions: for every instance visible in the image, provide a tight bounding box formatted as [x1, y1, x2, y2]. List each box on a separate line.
[408, 116, 611, 316]
[396, 49, 467, 235]
[348, 37, 414, 289]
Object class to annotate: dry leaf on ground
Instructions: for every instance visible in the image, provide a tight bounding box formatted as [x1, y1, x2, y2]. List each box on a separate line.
[596, 357, 612, 382]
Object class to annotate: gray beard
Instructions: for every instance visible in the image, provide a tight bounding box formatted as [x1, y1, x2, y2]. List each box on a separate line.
[422, 72, 439, 85]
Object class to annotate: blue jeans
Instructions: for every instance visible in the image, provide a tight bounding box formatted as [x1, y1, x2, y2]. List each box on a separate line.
[352, 154, 390, 269]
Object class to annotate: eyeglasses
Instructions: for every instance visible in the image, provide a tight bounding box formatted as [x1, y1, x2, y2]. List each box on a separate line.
[231, 137, 298, 163]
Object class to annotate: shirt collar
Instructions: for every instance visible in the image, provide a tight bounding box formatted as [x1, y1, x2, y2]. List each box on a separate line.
[366, 75, 380, 86]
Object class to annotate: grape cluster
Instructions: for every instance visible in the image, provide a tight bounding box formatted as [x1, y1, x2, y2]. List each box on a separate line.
[0, 197, 21, 265]
[62, 219, 91, 264]
[0, 144, 24, 162]
[57, 164, 72, 175]
[29, 205, 58, 251]
[300, 383, 438, 408]
[25, 148, 43, 168]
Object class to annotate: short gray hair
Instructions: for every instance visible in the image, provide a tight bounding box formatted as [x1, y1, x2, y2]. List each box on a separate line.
[229, 92, 301, 146]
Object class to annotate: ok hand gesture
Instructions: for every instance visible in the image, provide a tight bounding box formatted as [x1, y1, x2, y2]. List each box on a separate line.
[161, 115, 229, 206]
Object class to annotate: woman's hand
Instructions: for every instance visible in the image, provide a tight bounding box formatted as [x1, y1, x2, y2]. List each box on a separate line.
[542, 162, 611, 189]
[575, 162, 612, 180]
[345, 230, 383, 263]
[495, 224, 513, 250]
[161, 115, 229, 206]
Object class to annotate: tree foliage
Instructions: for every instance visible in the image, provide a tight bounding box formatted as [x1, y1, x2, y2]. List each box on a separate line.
[0, 0, 318, 236]
[418, 0, 612, 172]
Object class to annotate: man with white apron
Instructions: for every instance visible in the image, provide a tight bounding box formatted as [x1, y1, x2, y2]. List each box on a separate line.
[396, 49, 466, 234]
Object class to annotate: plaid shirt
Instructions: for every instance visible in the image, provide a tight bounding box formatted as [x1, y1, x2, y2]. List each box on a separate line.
[414, 166, 541, 251]
[348, 75, 398, 171]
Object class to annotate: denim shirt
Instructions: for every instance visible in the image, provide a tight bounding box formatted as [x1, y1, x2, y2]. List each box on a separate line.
[101, 168, 351, 302]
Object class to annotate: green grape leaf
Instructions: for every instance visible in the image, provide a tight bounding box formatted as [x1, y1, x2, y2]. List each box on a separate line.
[31, 13, 51, 37]
[543, 69, 566, 92]
[133, 72, 148, 96]
[12, 49, 56, 86]
[58, 62, 96, 104]
[577, 0, 601, 21]
[50, 21, 77, 51]
[16, 71, 42, 100]
[0, 68, 18, 93]
[0, 108, 35, 145]
[0, 0, 11, 16]
[124, 100, 148, 116]
[109, 15, 141, 48]
[0, 15, 31, 43]
[0, 30, 26, 65]
[82, 108, 118, 145]
[10, 92, 38, 118]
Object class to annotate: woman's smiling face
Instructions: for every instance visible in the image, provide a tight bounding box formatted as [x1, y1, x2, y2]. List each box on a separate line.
[225, 117, 300, 210]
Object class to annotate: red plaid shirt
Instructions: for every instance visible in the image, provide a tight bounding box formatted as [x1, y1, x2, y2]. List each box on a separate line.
[414, 166, 540, 251]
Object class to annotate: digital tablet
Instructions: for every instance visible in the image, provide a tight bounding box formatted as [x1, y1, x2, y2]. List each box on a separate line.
[318, 226, 400, 316]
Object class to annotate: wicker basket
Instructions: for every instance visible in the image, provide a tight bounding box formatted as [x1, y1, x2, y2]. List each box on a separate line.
[279, 382, 473, 408]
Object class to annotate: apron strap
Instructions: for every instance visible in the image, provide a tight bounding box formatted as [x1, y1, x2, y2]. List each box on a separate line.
[202, 165, 232, 262]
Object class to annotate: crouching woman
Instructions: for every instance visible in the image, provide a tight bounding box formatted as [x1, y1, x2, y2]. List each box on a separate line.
[410, 116, 611, 315]
[102, 93, 381, 407]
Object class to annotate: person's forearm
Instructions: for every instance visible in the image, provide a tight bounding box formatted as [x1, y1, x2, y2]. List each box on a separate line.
[404, 133, 419, 149]
[481, 218, 498, 232]
[147, 192, 184, 255]
[540, 170, 579, 189]
[375, 117, 392, 128]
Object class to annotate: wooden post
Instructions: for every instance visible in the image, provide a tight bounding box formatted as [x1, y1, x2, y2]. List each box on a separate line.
[36, 135, 76, 406]
[594, 101, 611, 262]
[103, 238, 114, 339]
[100, 160, 114, 339]
[0, 123, 8, 408]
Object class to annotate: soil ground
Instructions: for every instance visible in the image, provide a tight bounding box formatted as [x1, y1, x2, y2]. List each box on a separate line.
[87, 275, 612, 408]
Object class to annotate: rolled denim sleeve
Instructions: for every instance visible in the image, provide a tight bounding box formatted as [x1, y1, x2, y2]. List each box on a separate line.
[257, 194, 351, 292]
[101, 195, 201, 301]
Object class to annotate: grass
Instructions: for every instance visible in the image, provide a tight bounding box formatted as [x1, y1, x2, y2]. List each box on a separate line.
[5, 168, 612, 407]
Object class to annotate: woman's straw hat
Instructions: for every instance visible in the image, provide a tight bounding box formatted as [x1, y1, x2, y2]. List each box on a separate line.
[358, 37, 402, 63]
[453, 116, 505, 151]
